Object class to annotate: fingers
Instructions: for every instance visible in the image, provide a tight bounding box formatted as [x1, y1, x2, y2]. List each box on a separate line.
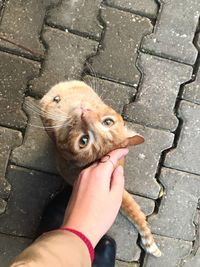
[110, 165, 124, 197]
[98, 148, 129, 176]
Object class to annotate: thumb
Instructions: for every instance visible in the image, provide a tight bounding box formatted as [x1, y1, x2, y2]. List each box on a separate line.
[110, 165, 124, 197]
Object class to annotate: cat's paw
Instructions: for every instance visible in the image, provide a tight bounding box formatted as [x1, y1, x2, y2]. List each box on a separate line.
[141, 238, 162, 257]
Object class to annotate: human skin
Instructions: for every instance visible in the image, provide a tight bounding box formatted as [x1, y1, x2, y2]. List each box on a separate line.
[62, 148, 129, 247]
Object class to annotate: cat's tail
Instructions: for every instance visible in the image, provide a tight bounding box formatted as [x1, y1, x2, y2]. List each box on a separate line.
[121, 190, 161, 257]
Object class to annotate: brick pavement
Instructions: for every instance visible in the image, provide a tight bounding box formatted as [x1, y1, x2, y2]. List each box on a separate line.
[0, 0, 200, 266]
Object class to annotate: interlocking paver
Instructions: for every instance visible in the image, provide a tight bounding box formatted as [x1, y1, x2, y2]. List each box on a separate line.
[29, 27, 98, 97]
[124, 53, 192, 131]
[0, 233, 31, 266]
[0, 165, 62, 238]
[109, 195, 155, 261]
[90, 6, 152, 86]
[46, 0, 102, 39]
[0, 51, 40, 129]
[165, 101, 200, 175]
[182, 66, 200, 105]
[124, 123, 174, 199]
[182, 248, 200, 267]
[0, 0, 59, 58]
[105, 0, 158, 18]
[148, 167, 200, 241]
[84, 75, 136, 114]
[11, 97, 57, 174]
[116, 260, 139, 267]
[142, 0, 200, 65]
[0, 127, 22, 205]
[143, 235, 192, 267]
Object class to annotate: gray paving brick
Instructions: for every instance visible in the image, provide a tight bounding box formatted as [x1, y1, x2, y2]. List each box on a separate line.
[83, 75, 136, 114]
[0, 0, 59, 58]
[142, 0, 200, 65]
[0, 165, 62, 238]
[0, 51, 40, 129]
[90, 6, 152, 86]
[29, 27, 98, 97]
[109, 195, 155, 261]
[0, 127, 22, 203]
[182, 67, 200, 105]
[116, 260, 139, 267]
[165, 101, 200, 175]
[197, 32, 200, 50]
[143, 235, 192, 267]
[11, 97, 57, 174]
[0, 233, 31, 267]
[182, 248, 200, 267]
[149, 167, 200, 241]
[105, 0, 158, 18]
[46, 0, 102, 39]
[124, 53, 192, 131]
[124, 123, 174, 199]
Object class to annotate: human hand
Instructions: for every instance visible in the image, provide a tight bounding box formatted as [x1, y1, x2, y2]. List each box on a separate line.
[62, 148, 129, 247]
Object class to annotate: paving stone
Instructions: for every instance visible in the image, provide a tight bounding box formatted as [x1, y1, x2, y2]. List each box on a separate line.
[124, 123, 174, 199]
[182, 66, 200, 105]
[141, 0, 200, 65]
[148, 167, 200, 241]
[0, 127, 22, 203]
[124, 53, 192, 131]
[108, 195, 155, 261]
[105, 0, 158, 18]
[90, 6, 152, 86]
[0, 165, 62, 238]
[143, 235, 192, 267]
[0, 0, 59, 58]
[182, 248, 200, 267]
[29, 27, 98, 97]
[165, 101, 200, 175]
[0, 233, 32, 267]
[0, 51, 40, 129]
[46, 0, 102, 39]
[116, 260, 139, 267]
[197, 32, 200, 50]
[11, 97, 57, 174]
[83, 75, 136, 114]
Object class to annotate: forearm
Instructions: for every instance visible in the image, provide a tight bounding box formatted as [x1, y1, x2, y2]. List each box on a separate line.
[10, 230, 91, 267]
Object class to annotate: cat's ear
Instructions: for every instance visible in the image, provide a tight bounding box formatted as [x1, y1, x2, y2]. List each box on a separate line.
[119, 128, 144, 147]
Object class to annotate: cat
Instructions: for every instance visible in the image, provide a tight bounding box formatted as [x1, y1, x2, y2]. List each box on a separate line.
[40, 80, 161, 257]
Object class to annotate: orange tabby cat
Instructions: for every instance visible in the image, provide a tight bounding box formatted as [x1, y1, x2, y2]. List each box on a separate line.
[40, 81, 161, 257]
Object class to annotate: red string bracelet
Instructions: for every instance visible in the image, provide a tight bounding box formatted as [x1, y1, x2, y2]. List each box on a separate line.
[59, 227, 94, 262]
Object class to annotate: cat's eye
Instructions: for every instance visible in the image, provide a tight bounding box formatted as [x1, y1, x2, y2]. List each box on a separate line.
[102, 118, 114, 127]
[53, 96, 61, 103]
[79, 134, 90, 148]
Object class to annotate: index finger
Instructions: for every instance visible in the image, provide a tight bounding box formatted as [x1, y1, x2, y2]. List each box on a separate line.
[97, 148, 129, 175]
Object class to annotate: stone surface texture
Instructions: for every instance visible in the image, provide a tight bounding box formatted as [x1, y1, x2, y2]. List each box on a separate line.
[143, 235, 192, 267]
[47, 0, 102, 39]
[0, 0, 200, 266]
[124, 123, 174, 199]
[109, 195, 155, 261]
[29, 27, 98, 97]
[124, 53, 192, 131]
[105, 0, 158, 18]
[142, 0, 200, 65]
[0, 52, 40, 129]
[90, 6, 152, 86]
[183, 66, 200, 105]
[165, 101, 200, 175]
[84, 75, 136, 114]
[11, 97, 57, 174]
[0, 0, 59, 58]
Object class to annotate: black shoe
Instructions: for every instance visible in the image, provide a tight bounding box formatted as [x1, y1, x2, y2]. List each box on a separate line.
[92, 235, 116, 267]
[36, 187, 117, 267]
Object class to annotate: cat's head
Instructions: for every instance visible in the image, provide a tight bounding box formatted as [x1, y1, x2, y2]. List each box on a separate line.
[40, 81, 144, 166]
